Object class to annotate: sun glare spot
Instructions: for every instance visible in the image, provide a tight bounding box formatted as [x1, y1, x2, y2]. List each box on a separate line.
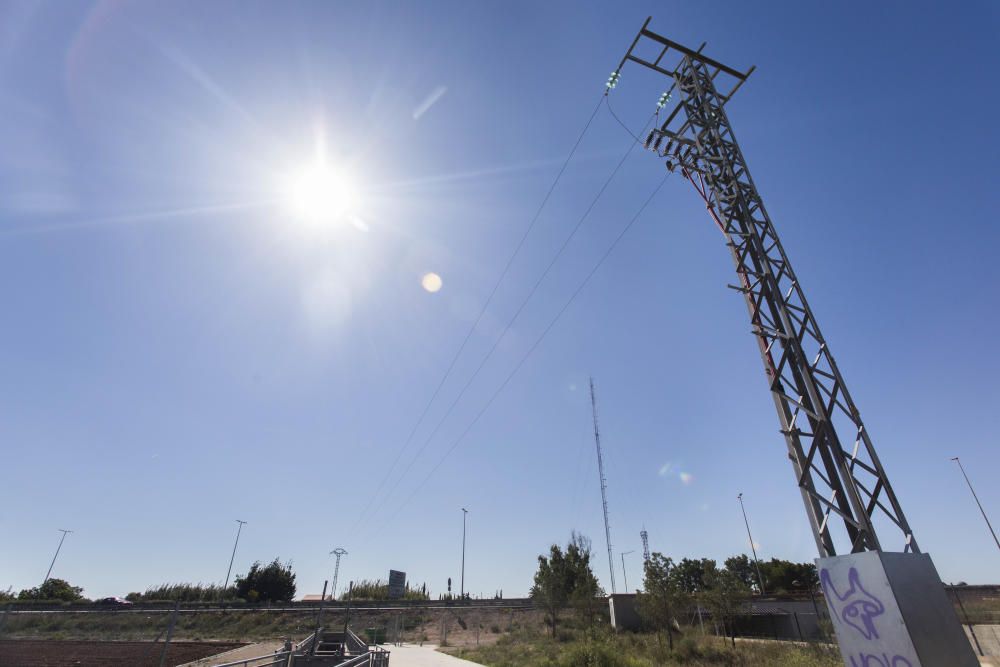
[281, 161, 359, 226]
[421, 272, 443, 293]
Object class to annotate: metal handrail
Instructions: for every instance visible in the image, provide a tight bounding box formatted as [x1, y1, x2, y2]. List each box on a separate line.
[211, 651, 291, 667]
[296, 631, 316, 651]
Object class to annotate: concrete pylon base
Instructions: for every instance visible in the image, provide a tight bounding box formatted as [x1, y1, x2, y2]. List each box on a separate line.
[816, 551, 978, 667]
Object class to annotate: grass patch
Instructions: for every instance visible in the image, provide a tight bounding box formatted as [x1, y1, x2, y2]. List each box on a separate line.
[446, 627, 842, 667]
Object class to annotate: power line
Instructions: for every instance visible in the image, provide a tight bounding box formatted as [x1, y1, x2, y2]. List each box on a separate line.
[369, 174, 669, 534]
[350, 95, 606, 533]
[360, 104, 656, 532]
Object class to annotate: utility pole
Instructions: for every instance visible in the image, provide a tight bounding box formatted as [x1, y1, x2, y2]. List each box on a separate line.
[620, 551, 635, 591]
[589, 378, 616, 594]
[330, 548, 348, 601]
[460, 508, 468, 599]
[43, 529, 72, 584]
[222, 520, 247, 602]
[951, 457, 1000, 553]
[737, 493, 766, 595]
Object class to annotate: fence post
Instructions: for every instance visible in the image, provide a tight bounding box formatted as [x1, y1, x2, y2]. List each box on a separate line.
[792, 612, 803, 642]
[0, 603, 11, 637]
[158, 602, 179, 667]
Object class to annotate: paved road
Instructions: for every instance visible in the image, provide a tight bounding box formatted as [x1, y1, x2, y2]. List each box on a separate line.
[382, 644, 483, 667]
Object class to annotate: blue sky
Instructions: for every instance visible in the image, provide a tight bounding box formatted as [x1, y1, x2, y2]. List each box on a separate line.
[2, 1, 998, 600]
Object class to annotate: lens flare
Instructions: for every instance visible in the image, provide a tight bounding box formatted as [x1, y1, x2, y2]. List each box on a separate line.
[421, 272, 443, 293]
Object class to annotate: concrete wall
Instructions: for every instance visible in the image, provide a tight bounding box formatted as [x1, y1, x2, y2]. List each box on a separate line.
[608, 594, 642, 631]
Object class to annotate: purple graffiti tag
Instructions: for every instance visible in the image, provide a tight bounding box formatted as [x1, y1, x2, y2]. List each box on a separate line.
[820, 567, 886, 640]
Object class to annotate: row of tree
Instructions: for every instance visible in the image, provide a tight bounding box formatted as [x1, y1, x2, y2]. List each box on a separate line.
[529, 533, 819, 646]
[2, 558, 297, 603]
[656, 554, 818, 595]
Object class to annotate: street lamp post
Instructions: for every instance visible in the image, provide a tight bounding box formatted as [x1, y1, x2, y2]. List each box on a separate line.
[620, 551, 635, 592]
[460, 508, 468, 599]
[330, 548, 348, 601]
[222, 520, 247, 602]
[951, 457, 1000, 553]
[737, 493, 766, 595]
[43, 529, 72, 584]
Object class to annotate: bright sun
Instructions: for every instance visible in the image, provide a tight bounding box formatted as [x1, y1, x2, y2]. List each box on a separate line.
[281, 160, 359, 225]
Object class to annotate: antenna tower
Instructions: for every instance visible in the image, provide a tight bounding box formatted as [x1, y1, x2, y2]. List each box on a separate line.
[589, 377, 616, 594]
[640, 528, 650, 562]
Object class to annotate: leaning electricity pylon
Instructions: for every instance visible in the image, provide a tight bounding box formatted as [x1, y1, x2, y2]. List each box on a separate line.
[589, 378, 616, 594]
[616, 22, 909, 559]
[329, 548, 347, 601]
[610, 18, 977, 665]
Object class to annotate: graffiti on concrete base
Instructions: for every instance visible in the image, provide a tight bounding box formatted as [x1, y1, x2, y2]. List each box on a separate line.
[821, 566, 886, 640]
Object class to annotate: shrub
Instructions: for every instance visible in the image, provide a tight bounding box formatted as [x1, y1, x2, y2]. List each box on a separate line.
[235, 558, 296, 602]
[18, 579, 85, 602]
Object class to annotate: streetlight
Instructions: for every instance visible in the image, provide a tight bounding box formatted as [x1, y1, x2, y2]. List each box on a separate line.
[460, 508, 468, 599]
[330, 548, 348, 601]
[620, 551, 635, 592]
[951, 457, 1000, 553]
[222, 520, 247, 602]
[43, 529, 72, 584]
[737, 493, 766, 595]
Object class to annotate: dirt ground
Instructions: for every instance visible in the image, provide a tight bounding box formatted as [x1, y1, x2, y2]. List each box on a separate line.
[0, 639, 245, 666]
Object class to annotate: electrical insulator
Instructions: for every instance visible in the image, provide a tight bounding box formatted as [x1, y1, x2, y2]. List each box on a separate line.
[656, 91, 672, 109]
[652, 135, 664, 151]
[605, 71, 620, 90]
[645, 130, 655, 149]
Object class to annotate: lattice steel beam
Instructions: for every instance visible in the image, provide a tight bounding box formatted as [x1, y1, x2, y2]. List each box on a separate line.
[615, 20, 917, 557]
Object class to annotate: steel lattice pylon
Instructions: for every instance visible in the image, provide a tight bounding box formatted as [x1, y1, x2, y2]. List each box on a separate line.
[615, 20, 918, 558]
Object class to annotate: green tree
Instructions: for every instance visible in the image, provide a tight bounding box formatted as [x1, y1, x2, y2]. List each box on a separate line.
[565, 533, 603, 630]
[234, 558, 296, 602]
[703, 563, 749, 646]
[530, 532, 602, 637]
[669, 557, 715, 593]
[637, 553, 689, 650]
[723, 554, 758, 591]
[18, 578, 85, 602]
[758, 559, 817, 593]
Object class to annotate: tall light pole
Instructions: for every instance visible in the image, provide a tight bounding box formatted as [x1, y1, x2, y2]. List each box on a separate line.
[460, 508, 468, 599]
[43, 529, 72, 584]
[951, 457, 1000, 553]
[737, 493, 766, 595]
[620, 551, 635, 592]
[459, 507, 469, 600]
[222, 520, 247, 602]
[330, 548, 348, 601]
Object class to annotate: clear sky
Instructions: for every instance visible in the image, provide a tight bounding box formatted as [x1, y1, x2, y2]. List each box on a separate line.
[2, 1, 998, 600]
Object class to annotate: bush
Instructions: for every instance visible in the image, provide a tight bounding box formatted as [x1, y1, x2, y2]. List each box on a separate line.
[130, 583, 236, 602]
[235, 558, 296, 602]
[17, 579, 85, 602]
[342, 579, 429, 601]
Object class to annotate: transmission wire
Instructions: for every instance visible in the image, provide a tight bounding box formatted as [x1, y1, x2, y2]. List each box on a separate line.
[349, 95, 605, 533]
[371, 174, 670, 534]
[360, 103, 656, 531]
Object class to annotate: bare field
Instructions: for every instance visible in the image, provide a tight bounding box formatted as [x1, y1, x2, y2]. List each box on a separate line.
[0, 606, 544, 648]
[0, 639, 244, 667]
